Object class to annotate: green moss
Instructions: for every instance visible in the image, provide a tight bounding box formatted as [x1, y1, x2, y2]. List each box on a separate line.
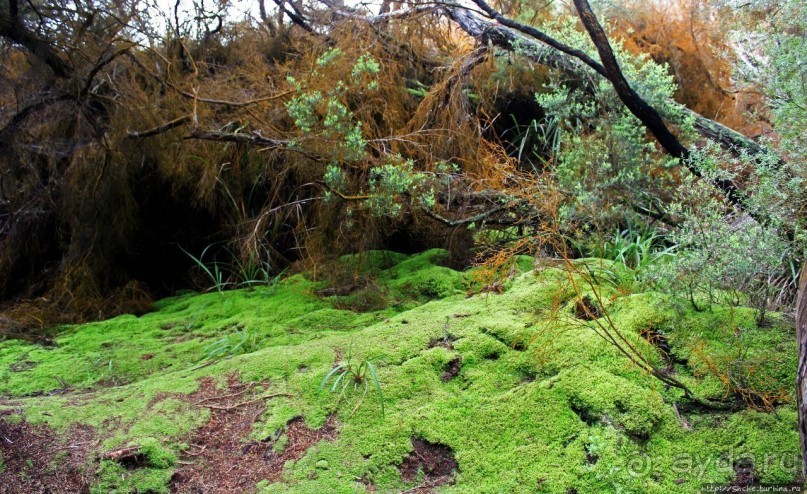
[139, 437, 178, 468]
[0, 251, 799, 493]
[554, 366, 666, 437]
[94, 460, 173, 494]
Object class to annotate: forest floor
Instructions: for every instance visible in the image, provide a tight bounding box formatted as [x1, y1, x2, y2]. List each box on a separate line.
[0, 249, 801, 493]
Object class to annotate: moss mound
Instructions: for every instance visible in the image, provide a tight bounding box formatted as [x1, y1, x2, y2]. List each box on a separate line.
[0, 250, 799, 493]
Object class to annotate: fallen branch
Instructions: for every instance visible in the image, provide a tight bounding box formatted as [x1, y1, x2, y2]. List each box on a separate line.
[185, 130, 324, 161]
[101, 445, 141, 462]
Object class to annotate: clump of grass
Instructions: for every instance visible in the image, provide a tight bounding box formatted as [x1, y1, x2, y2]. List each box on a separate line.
[592, 228, 675, 272]
[182, 244, 285, 294]
[580, 228, 676, 293]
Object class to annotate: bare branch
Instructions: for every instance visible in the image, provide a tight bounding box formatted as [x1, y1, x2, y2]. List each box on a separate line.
[127, 53, 295, 108]
[446, 3, 776, 165]
[270, 0, 314, 33]
[127, 115, 192, 139]
[184, 130, 324, 162]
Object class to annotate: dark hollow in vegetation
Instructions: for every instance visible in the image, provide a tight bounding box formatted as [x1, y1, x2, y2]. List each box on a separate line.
[398, 437, 459, 488]
[573, 295, 602, 321]
[441, 356, 462, 382]
[570, 402, 599, 427]
[639, 327, 687, 369]
[428, 334, 457, 351]
[732, 458, 758, 487]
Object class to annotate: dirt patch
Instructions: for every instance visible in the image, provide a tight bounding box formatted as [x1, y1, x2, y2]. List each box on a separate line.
[440, 357, 462, 382]
[0, 410, 95, 493]
[359, 473, 377, 492]
[169, 377, 337, 493]
[314, 279, 372, 297]
[94, 376, 133, 388]
[398, 437, 458, 491]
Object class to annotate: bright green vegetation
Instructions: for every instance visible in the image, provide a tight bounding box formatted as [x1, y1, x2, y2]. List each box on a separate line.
[0, 250, 799, 493]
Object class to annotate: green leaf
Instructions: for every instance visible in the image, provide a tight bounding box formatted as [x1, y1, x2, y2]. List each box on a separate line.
[366, 361, 385, 416]
[319, 364, 345, 391]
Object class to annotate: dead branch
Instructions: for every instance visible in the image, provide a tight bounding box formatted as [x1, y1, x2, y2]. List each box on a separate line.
[184, 130, 324, 162]
[125, 53, 295, 108]
[454, 1, 773, 163]
[421, 201, 523, 227]
[271, 0, 314, 33]
[186, 129, 290, 147]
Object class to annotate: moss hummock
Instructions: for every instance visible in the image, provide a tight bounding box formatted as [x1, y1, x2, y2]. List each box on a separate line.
[0, 250, 799, 493]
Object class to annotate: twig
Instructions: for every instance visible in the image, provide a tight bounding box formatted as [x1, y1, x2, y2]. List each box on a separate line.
[192, 382, 255, 405]
[184, 444, 207, 457]
[200, 393, 292, 411]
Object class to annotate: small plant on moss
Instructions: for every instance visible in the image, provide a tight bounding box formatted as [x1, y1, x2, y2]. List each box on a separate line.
[319, 343, 384, 416]
[202, 328, 259, 362]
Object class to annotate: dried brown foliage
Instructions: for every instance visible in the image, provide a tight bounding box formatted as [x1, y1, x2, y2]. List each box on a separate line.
[605, 0, 769, 137]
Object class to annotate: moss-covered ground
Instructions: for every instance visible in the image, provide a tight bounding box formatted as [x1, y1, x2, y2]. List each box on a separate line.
[0, 249, 799, 493]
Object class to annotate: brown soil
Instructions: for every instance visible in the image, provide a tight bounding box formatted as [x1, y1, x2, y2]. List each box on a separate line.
[398, 437, 458, 492]
[8, 359, 36, 372]
[0, 410, 96, 494]
[169, 376, 338, 493]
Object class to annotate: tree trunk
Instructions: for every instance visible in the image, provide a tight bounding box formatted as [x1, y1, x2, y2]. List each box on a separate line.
[797, 261, 807, 475]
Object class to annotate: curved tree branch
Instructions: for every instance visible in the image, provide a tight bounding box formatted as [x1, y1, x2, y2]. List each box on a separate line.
[444, 4, 779, 229]
[0, 0, 72, 77]
[453, 1, 776, 164]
